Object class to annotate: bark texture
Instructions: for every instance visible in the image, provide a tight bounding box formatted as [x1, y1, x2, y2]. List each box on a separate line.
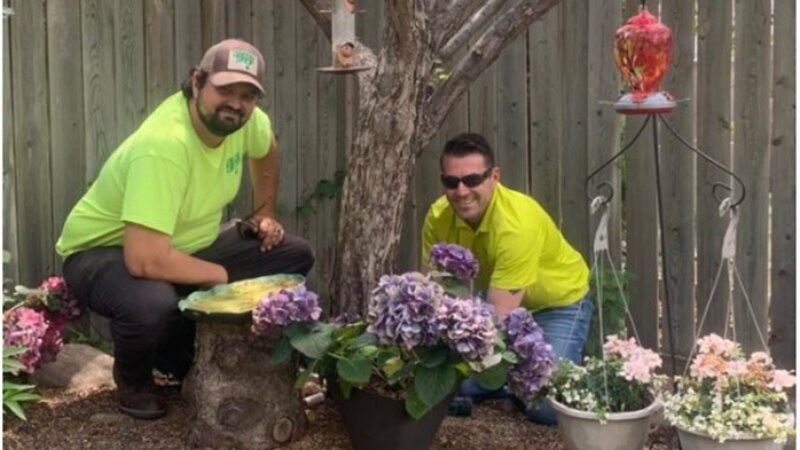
[299, 0, 562, 314]
[183, 323, 306, 449]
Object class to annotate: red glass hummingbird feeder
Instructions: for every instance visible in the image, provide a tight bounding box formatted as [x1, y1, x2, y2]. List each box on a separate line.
[613, 4, 675, 114]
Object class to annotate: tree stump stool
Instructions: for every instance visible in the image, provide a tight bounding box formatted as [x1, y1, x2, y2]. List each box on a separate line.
[183, 322, 306, 449]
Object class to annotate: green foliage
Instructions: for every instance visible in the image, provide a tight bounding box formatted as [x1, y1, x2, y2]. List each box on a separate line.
[585, 268, 635, 358]
[3, 346, 40, 421]
[295, 170, 346, 216]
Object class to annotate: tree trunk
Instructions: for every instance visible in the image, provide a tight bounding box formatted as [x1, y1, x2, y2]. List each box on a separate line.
[183, 322, 306, 449]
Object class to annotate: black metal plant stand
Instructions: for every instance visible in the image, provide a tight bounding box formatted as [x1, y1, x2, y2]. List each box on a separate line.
[584, 112, 746, 381]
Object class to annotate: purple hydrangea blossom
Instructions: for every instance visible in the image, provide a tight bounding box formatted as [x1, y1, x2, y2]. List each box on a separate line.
[252, 285, 322, 335]
[429, 243, 479, 281]
[367, 272, 444, 350]
[38, 276, 82, 321]
[436, 297, 497, 362]
[502, 308, 556, 401]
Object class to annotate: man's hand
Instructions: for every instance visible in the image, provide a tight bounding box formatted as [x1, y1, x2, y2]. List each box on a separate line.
[255, 216, 285, 252]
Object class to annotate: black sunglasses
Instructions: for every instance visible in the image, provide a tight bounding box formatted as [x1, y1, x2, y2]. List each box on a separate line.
[440, 167, 493, 190]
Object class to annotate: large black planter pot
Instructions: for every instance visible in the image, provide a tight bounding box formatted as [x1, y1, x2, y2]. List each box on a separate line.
[330, 386, 452, 450]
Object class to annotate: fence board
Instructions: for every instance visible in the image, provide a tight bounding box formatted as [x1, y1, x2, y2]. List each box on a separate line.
[144, 0, 175, 113]
[81, 0, 116, 182]
[174, 0, 202, 85]
[201, 0, 225, 48]
[769, 0, 795, 372]
[226, 0, 252, 41]
[696, 0, 733, 339]
[272, 0, 298, 233]
[559, 0, 589, 258]
[495, 39, 528, 193]
[3, 0, 18, 278]
[114, 1, 146, 143]
[528, 5, 562, 219]
[732, 0, 771, 354]
[296, 9, 320, 289]
[586, 0, 622, 263]
[659, 0, 696, 365]
[10, 0, 54, 284]
[48, 0, 86, 255]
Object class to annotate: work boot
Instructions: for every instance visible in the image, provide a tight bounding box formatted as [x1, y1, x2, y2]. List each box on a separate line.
[113, 366, 166, 420]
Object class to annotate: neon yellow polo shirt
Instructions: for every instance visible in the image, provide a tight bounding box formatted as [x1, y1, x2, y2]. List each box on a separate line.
[421, 183, 589, 312]
[56, 92, 272, 257]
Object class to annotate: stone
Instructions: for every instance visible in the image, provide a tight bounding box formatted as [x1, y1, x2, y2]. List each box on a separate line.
[30, 343, 114, 394]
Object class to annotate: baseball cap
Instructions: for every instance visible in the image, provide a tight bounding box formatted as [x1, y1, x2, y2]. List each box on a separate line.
[199, 39, 266, 94]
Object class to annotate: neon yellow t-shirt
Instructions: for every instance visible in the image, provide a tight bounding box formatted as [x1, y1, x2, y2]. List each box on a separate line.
[56, 92, 272, 257]
[421, 183, 589, 312]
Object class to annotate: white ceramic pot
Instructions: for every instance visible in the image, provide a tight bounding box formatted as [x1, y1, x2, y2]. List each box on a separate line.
[676, 426, 782, 450]
[549, 397, 661, 450]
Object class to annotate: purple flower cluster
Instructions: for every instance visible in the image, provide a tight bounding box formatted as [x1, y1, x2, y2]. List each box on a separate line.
[436, 297, 497, 362]
[502, 308, 556, 401]
[367, 272, 444, 350]
[252, 285, 322, 335]
[429, 243, 479, 280]
[4, 307, 50, 373]
[38, 276, 82, 322]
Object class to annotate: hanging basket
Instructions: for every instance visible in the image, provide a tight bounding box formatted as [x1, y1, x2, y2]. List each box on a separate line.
[549, 397, 661, 450]
[676, 426, 783, 450]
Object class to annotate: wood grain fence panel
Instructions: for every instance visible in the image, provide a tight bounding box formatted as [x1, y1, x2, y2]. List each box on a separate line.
[81, 0, 116, 181]
[528, 5, 562, 220]
[296, 8, 320, 289]
[3, 0, 18, 278]
[272, 0, 298, 234]
[226, 0, 252, 40]
[495, 39, 528, 193]
[696, 0, 733, 339]
[144, 0, 175, 113]
[201, 0, 225, 48]
[10, 0, 54, 284]
[732, 0, 771, 354]
[47, 0, 85, 256]
[252, 1, 275, 111]
[586, 0, 622, 264]
[659, 0, 697, 365]
[621, 0, 659, 357]
[174, 0, 202, 85]
[114, 1, 146, 143]
[559, 0, 589, 258]
[769, 0, 795, 372]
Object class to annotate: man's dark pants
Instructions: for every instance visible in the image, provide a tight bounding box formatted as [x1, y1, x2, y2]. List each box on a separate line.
[62, 227, 315, 386]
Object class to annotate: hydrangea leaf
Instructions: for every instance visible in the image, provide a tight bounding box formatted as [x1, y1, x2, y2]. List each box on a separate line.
[289, 327, 333, 359]
[414, 365, 457, 407]
[268, 337, 293, 367]
[474, 360, 510, 390]
[404, 384, 432, 420]
[336, 357, 372, 384]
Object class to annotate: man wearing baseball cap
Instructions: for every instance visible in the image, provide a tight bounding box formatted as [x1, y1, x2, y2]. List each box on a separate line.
[55, 39, 314, 420]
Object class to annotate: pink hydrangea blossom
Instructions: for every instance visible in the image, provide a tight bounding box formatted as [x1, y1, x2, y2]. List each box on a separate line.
[4, 307, 49, 373]
[769, 370, 796, 392]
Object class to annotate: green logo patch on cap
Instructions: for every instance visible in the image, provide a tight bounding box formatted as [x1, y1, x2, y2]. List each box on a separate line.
[228, 50, 257, 75]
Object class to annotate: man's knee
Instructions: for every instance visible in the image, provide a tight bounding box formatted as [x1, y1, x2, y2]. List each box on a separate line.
[282, 234, 315, 275]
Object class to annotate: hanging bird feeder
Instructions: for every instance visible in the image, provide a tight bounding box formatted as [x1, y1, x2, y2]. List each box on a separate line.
[613, 4, 675, 114]
[318, 0, 372, 73]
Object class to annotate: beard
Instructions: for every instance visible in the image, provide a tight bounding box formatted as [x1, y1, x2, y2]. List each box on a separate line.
[195, 98, 246, 137]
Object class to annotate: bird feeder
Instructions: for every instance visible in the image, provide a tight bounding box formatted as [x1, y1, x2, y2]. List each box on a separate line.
[318, 0, 372, 73]
[613, 5, 675, 114]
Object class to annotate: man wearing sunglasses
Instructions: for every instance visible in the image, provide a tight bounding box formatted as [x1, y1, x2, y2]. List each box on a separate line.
[421, 132, 592, 425]
[55, 39, 314, 420]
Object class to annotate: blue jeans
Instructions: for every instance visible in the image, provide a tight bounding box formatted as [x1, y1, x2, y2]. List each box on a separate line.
[458, 295, 594, 426]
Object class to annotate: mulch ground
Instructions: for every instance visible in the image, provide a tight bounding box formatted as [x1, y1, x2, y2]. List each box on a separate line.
[2, 386, 677, 449]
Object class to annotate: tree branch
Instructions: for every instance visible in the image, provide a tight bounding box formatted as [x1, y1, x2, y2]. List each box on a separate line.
[298, 0, 332, 40]
[419, 0, 561, 144]
[431, 0, 485, 50]
[439, 0, 506, 59]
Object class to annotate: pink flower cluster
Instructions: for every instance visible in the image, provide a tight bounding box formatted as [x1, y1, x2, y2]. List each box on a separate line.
[689, 334, 796, 391]
[603, 335, 662, 383]
[4, 276, 81, 373]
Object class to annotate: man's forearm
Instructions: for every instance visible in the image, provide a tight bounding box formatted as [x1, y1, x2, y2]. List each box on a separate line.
[250, 138, 280, 218]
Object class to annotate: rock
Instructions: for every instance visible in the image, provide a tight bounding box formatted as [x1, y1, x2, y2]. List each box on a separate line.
[89, 412, 125, 424]
[30, 343, 114, 393]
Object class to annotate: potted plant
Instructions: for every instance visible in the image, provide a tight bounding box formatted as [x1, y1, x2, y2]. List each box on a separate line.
[546, 334, 664, 450]
[664, 334, 796, 450]
[252, 243, 556, 450]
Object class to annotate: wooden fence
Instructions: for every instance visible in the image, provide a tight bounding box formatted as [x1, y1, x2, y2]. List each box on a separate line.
[2, 0, 795, 370]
